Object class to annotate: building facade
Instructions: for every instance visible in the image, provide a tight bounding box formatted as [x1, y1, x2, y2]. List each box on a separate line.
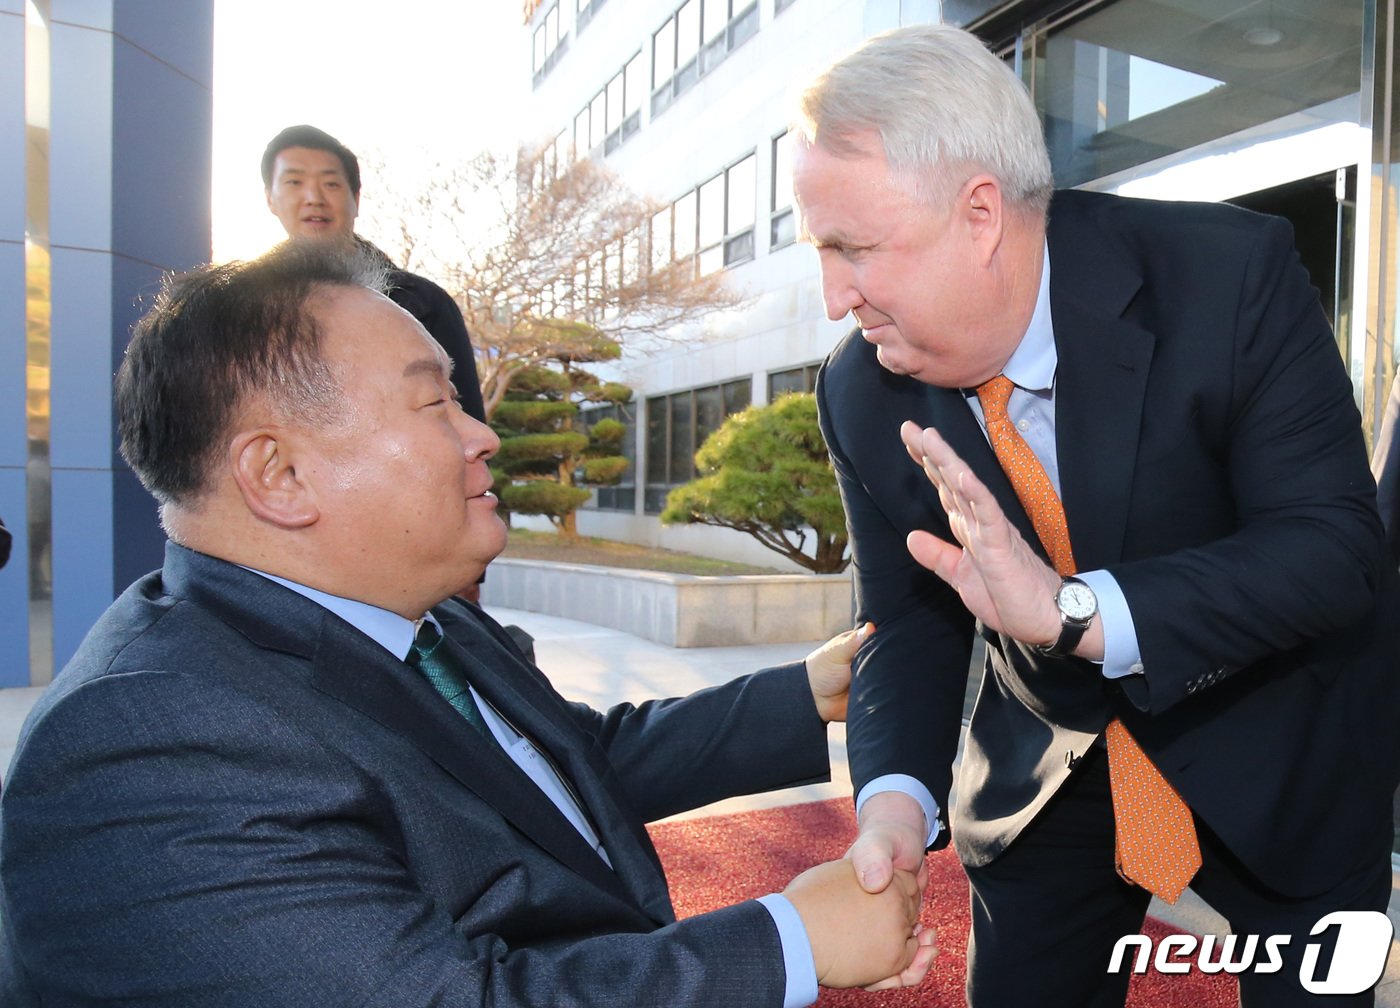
[520, 0, 1400, 570]
[3, 0, 214, 686]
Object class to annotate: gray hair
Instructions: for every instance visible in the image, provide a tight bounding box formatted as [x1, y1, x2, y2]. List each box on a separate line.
[797, 23, 1053, 214]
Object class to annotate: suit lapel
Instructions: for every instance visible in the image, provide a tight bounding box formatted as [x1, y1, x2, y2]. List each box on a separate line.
[1053, 300, 1155, 571]
[436, 606, 676, 925]
[306, 613, 636, 909]
[1047, 197, 1156, 571]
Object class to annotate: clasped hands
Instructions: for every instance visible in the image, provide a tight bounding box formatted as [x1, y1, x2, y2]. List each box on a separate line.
[792, 623, 936, 990]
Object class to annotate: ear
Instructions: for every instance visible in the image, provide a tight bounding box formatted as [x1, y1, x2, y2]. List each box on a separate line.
[960, 174, 1005, 266]
[229, 428, 320, 529]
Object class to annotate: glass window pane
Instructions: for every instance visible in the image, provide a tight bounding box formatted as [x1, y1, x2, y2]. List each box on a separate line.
[673, 190, 697, 259]
[676, 0, 700, 66]
[723, 229, 754, 265]
[726, 153, 755, 232]
[646, 396, 668, 487]
[772, 130, 793, 212]
[768, 368, 805, 399]
[703, 0, 728, 44]
[606, 72, 625, 132]
[590, 91, 607, 149]
[1031, 0, 1362, 189]
[625, 52, 644, 116]
[545, 6, 559, 49]
[574, 109, 589, 156]
[698, 244, 724, 275]
[694, 385, 723, 448]
[723, 378, 751, 415]
[653, 19, 676, 87]
[770, 209, 794, 248]
[698, 173, 725, 247]
[668, 393, 693, 483]
[651, 207, 672, 269]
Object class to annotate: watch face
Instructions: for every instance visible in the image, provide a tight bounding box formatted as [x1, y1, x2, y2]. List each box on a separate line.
[1059, 581, 1097, 621]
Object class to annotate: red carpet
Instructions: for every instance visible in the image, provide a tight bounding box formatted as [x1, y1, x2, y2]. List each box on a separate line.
[649, 798, 1237, 1006]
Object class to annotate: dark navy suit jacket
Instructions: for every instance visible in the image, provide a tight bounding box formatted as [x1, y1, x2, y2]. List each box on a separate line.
[0, 543, 831, 1006]
[817, 189, 1400, 897]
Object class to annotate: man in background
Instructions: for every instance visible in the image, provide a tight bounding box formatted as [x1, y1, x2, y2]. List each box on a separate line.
[0, 240, 934, 1007]
[262, 123, 486, 422]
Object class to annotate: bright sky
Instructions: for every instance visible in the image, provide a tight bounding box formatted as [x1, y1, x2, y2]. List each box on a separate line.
[211, 1, 528, 261]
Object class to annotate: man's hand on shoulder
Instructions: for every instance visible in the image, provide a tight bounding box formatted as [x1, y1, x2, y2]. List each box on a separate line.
[804, 622, 874, 723]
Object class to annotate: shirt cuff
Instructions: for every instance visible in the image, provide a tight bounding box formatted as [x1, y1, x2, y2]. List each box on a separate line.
[1074, 569, 1143, 679]
[756, 893, 818, 1008]
[855, 774, 941, 847]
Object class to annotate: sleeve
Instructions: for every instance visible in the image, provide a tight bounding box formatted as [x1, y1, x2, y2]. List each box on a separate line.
[1112, 215, 1388, 712]
[0, 671, 790, 1008]
[815, 365, 973, 837]
[568, 661, 833, 823]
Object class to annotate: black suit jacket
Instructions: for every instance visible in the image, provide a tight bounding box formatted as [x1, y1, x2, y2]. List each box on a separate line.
[817, 189, 1400, 898]
[387, 269, 487, 421]
[0, 543, 831, 1006]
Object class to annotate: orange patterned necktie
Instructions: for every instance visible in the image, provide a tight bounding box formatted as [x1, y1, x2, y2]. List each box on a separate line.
[975, 375, 1201, 904]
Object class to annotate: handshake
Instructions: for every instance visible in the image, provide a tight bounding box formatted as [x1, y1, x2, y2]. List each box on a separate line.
[784, 858, 936, 991]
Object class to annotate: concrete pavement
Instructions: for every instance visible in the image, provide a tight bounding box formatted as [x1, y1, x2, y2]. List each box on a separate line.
[2, 605, 1397, 1001]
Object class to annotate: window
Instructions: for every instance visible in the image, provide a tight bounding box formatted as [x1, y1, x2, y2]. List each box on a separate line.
[643, 378, 752, 512]
[770, 129, 796, 249]
[576, 0, 608, 32]
[650, 0, 759, 117]
[1007, 0, 1361, 189]
[573, 53, 645, 159]
[532, 4, 567, 84]
[767, 363, 820, 400]
[579, 402, 636, 512]
[654, 153, 756, 276]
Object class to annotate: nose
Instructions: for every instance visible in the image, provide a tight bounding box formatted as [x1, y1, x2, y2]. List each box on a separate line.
[458, 411, 500, 463]
[818, 250, 862, 321]
[302, 181, 325, 205]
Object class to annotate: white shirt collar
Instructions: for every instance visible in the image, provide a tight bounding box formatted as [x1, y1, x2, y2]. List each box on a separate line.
[1000, 243, 1056, 394]
[243, 568, 431, 661]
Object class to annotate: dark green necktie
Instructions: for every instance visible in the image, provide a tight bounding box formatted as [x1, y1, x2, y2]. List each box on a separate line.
[408, 621, 497, 745]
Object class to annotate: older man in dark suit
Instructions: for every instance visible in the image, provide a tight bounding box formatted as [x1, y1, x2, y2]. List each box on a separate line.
[798, 23, 1400, 1008]
[0, 241, 934, 1006]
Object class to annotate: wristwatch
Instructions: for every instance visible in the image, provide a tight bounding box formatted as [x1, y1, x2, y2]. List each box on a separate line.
[1034, 576, 1097, 658]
